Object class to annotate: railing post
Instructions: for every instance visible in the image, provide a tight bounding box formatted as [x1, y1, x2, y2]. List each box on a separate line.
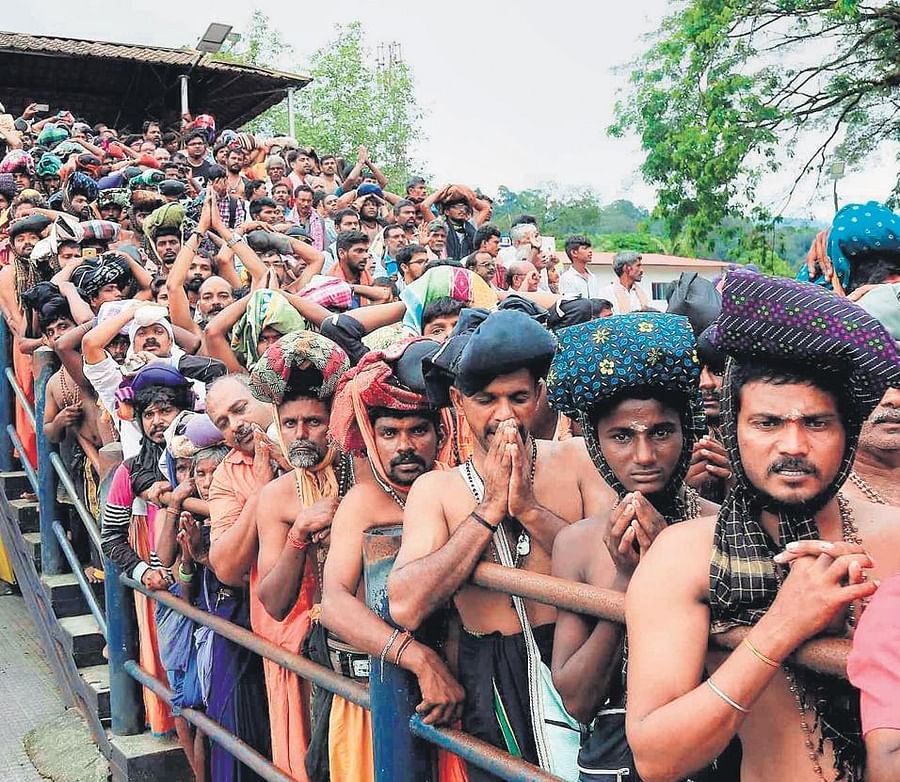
[364, 526, 434, 782]
[33, 347, 63, 575]
[0, 319, 13, 471]
[105, 557, 144, 735]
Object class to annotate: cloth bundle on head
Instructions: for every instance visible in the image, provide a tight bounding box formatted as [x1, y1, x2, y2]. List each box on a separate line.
[36, 153, 62, 178]
[51, 140, 85, 160]
[20, 282, 71, 334]
[424, 309, 556, 407]
[129, 189, 164, 215]
[330, 338, 437, 454]
[78, 253, 131, 299]
[36, 124, 69, 149]
[548, 312, 705, 520]
[231, 289, 307, 370]
[8, 213, 51, 241]
[142, 202, 185, 242]
[127, 305, 175, 351]
[857, 282, 900, 341]
[400, 265, 497, 333]
[79, 220, 120, 244]
[0, 173, 15, 201]
[96, 300, 134, 335]
[63, 172, 98, 216]
[192, 114, 216, 143]
[26, 214, 82, 262]
[185, 414, 225, 450]
[299, 274, 353, 312]
[708, 270, 900, 782]
[97, 188, 130, 209]
[0, 150, 35, 176]
[249, 330, 349, 406]
[797, 201, 900, 292]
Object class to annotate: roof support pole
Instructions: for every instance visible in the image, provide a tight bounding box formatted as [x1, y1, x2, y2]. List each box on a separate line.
[179, 73, 190, 117]
[287, 87, 296, 139]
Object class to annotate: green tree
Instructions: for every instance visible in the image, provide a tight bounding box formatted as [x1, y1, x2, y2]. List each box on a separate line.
[610, 0, 900, 253]
[216, 14, 423, 190]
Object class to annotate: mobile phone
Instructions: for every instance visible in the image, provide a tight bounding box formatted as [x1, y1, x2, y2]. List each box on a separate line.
[82, 247, 98, 260]
[34, 103, 49, 113]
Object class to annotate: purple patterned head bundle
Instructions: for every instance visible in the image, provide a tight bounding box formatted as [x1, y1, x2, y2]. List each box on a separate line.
[713, 270, 900, 417]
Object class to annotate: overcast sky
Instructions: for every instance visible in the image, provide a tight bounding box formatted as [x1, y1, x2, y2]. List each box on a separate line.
[5, 1, 898, 221]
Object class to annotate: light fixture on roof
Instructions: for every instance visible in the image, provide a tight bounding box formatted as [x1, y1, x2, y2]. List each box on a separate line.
[196, 23, 233, 54]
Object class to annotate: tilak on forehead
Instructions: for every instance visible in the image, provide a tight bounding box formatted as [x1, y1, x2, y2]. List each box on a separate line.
[708, 270, 900, 782]
[548, 312, 705, 520]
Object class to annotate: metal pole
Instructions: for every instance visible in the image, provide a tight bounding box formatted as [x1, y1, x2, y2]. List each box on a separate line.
[179, 74, 190, 118]
[364, 526, 433, 782]
[0, 320, 13, 471]
[33, 348, 63, 575]
[105, 557, 144, 735]
[287, 87, 296, 139]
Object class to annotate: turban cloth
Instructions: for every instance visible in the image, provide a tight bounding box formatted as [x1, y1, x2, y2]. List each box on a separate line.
[97, 188, 130, 209]
[329, 338, 435, 455]
[548, 312, 705, 520]
[78, 253, 131, 299]
[299, 274, 354, 311]
[707, 270, 900, 782]
[50, 141, 84, 159]
[20, 282, 71, 333]
[235, 132, 257, 151]
[423, 308, 556, 408]
[36, 124, 69, 148]
[0, 150, 35, 176]
[856, 282, 900, 341]
[231, 289, 307, 371]
[36, 153, 62, 178]
[79, 220, 120, 244]
[142, 202, 185, 242]
[249, 330, 349, 406]
[8, 213, 51, 240]
[400, 265, 497, 333]
[0, 173, 15, 200]
[65, 171, 98, 202]
[797, 201, 900, 292]
[129, 189, 164, 214]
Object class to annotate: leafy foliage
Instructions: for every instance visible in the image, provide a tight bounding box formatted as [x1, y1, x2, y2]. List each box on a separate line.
[611, 0, 900, 252]
[215, 14, 423, 190]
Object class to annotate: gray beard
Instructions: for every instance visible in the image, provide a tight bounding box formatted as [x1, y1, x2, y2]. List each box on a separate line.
[288, 439, 324, 470]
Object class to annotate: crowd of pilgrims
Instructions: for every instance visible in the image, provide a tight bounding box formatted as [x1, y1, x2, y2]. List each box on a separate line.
[0, 101, 899, 782]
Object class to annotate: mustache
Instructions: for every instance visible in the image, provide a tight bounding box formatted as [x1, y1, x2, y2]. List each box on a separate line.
[390, 452, 426, 469]
[768, 457, 819, 477]
[872, 409, 900, 424]
[701, 389, 721, 401]
[234, 424, 253, 442]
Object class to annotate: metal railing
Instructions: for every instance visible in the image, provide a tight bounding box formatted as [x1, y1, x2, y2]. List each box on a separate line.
[0, 316, 855, 782]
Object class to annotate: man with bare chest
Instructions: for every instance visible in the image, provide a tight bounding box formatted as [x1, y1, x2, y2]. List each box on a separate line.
[388, 310, 609, 780]
[625, 271, 900, 782]
[321, 339, 465, 781]
[546, 313, 724, 780]
[247, 330, 354, 780]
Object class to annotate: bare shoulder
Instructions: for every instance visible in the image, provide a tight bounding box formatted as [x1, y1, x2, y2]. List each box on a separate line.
[538, 435, 589, 464]
[334, 482, 402, 529]
[406, 466, 465, 498]
[552, 515, 606, 575]
[853, 498, 900, 577]
[634, 515, 717, 599]
[257, 473, 295, 524]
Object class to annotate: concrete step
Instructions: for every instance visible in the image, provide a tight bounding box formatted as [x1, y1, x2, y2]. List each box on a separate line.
[108, 732, 192, 782]
[42, 572, 104, 619]
[23, 531, 42, 572]
[0, 469, 32, 497]
[8, 497, 39, 532]
[59, 613, 106, 668]
[79, 663, 111, 722]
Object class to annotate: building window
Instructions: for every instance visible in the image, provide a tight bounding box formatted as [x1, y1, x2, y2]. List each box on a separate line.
[651, 282, 670, 301]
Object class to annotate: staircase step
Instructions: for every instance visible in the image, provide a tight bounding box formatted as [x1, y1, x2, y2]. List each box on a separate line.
[79, 663, 111, 721]
[108, 732, 192, 782]
[8, 497, 39, 532]
[0, 470, 32, 497]
[42, 572, 104, 619]
[59, 613, 106, 668]
[22, 531, 41, 571]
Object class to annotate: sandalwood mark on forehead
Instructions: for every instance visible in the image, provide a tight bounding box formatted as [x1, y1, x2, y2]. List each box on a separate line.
[630, 422, 649, 432]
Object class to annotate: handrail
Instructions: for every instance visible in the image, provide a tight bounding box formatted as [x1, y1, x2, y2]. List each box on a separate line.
[49, 453, 103, 554]
[51, 520, 107, 638]
[5, 366, 35, 428]
[5, 424, 38, 493]
[0, 314, 858, 782]
[472, 562, 850, 677]
[124, 660, 294, 782]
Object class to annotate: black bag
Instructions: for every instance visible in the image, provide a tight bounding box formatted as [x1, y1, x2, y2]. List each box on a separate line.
[666, 272, 722, 336]
[577, 709, 638, 781]
[303, 619, 334, 782]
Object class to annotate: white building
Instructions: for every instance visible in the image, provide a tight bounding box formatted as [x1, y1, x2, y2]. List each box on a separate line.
[556, 251, 730, 310]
